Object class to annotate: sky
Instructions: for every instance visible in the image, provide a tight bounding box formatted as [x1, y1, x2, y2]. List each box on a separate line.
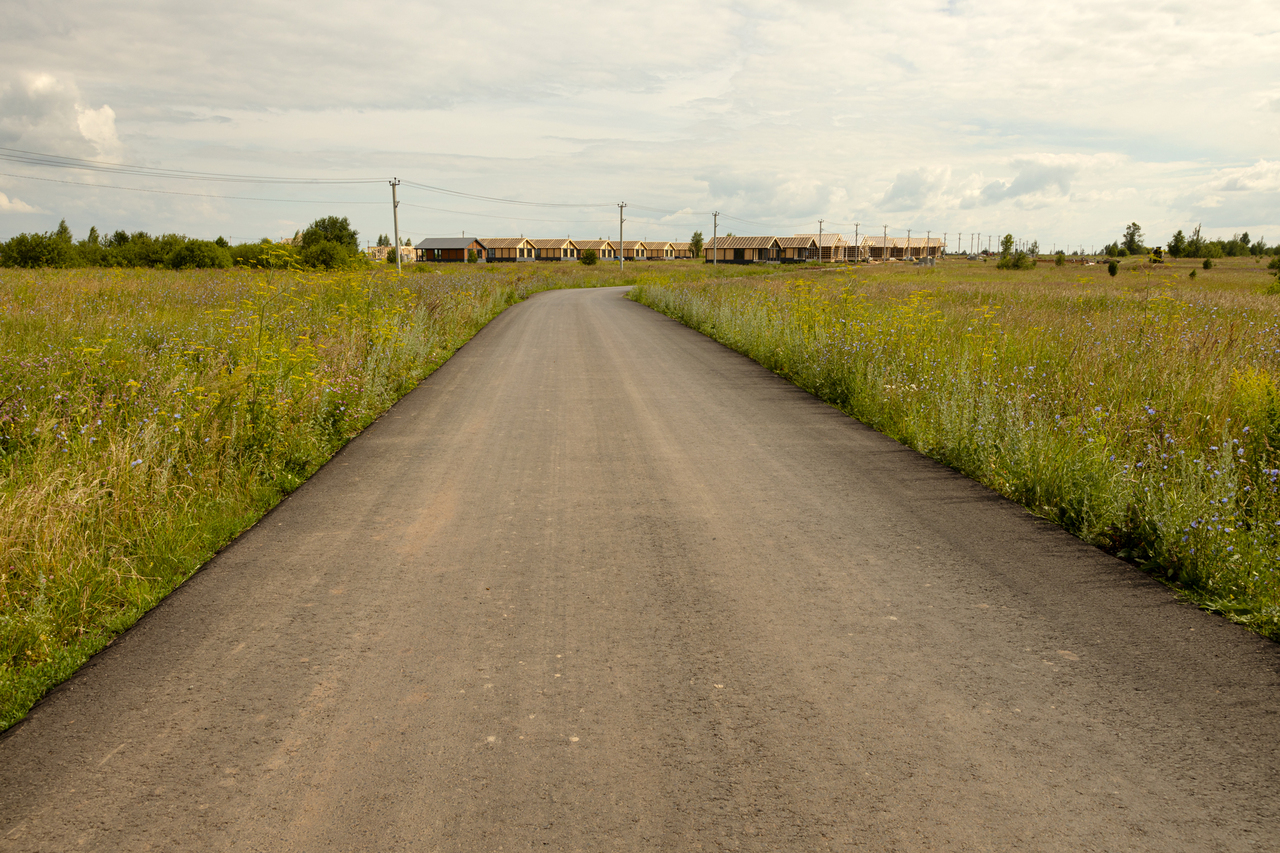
[1, 0, 1278, 252]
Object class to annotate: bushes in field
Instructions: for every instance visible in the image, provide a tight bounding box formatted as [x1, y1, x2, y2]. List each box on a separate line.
[1, 216, 365, 270]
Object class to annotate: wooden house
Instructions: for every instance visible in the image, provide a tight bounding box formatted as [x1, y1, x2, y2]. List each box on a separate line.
[703, 236, 782, 264]
[793, 234, 848, 262]
[619, 241, 648, 261]
[529, 238, 580, 261]
[642, 241, 674, 260]
[777, 236, 818, 263]
[414, 237, 486, 263]
[575, 240, 617, 260]
[670, 242, 693, 259]
[482, 237, 536, 262]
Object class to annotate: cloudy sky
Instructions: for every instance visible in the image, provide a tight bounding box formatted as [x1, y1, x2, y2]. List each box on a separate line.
[2, 0, 1277, 251]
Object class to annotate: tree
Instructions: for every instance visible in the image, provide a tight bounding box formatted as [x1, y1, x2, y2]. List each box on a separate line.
[1185, 224, 1206, 257]
[167, 240, 232, 270]
[1108, 259, 1119, 276]
[301, 216, 359, 254]
[690, 230, 704, 258]
[53, 219, 73, 244]
[1167, 230, 1187, 258]
[376, 234, 391, 247]
[1123, 222, 1145, 255]
[215, 236, 229, 248]
[580, 248, 598, 266]
[1055, 252, 1066, 267]
[302, 240, 352, 270]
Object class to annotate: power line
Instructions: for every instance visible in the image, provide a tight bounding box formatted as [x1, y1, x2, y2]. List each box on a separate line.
[0, 146, 383, 185]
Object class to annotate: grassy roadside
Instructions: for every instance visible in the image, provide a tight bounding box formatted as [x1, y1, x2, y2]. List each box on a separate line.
[0, 261, 682, 730]
[631, 257, 1280, 639]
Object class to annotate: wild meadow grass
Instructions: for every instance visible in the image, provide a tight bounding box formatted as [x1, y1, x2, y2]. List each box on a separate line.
[0, 260, 681, 730]
[632, 256, 1280, 638]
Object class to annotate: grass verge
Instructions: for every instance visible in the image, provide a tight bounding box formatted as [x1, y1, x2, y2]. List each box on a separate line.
[631, 256, 1280, 639]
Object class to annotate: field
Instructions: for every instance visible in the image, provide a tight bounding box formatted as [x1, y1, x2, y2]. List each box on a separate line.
[5, 254, 1278, 730]
[632, 255, 1280, 639]
[0, 260, 723, 730]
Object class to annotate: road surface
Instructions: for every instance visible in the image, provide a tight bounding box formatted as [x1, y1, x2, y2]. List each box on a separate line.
[2, 285, 1279, 851]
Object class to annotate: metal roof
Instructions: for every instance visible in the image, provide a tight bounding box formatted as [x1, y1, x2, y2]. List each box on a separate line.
[482, 237, 533, 248]
[414, 237, 482, 250]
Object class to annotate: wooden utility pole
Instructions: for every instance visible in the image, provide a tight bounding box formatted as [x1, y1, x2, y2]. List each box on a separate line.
[618, 202, 626, 272]
[390, 178, 402, 274]
[712, 211, 719, 266]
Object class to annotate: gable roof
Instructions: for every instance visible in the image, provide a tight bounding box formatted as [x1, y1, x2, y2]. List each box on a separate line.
[482, 237, 533, 248]
[528, 238, 577, 249]
[575, 240, 615, 250]
[706, 236, 780, 250]
[777, 236, 817, 248]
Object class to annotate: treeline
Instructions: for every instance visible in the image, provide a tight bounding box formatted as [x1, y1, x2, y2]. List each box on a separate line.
[1104, 222, 1280, 259]
[0, 216, 366, 270]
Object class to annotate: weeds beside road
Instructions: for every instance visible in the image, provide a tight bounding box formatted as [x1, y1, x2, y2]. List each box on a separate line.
[632, 257, 1280, 639]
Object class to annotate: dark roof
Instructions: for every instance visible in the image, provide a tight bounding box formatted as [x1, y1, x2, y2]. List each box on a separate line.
[415, 237, 483, 250]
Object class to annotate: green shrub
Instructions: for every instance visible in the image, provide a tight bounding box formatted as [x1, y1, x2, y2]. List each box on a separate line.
[1108, 259, 1119, 276]
[1055, 252, 1066, 267]
[302, 240, 352, 270]
[580, 248, 598, 266]
[1203, 258, 1214, 270]
[167, 240, 232, 270]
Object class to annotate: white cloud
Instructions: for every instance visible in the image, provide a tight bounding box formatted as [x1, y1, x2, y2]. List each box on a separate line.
[0, 191, 37, 213]
[0, 72, 120, 159]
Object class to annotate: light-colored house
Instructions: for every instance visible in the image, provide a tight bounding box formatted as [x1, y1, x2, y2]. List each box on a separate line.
[529, 238, 580, 261]
[793, 233, 848, 262]
[861, 236, 944, 260]
[777, 236, 818, 263]
[642, 241, 674, 260]
[575, 239, 617, 260]
[414, 237, 486, 263]
[703, 236, 782, 264]
[483, 237, 536, 262]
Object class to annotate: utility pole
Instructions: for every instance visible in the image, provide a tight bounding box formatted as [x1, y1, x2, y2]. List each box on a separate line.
[907, 229, 912, 262]
[883, 224, 888, 261]
[712, 211, 719, 266]
[853, 222, 860, 262]
[618, 202, 626, 272]
[927, 230, 932, 259]
[818, 219, 824, 264]
[390, 178, 402, 274]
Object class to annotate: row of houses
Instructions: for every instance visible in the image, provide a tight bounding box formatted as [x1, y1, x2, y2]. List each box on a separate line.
[404, 234, 947, 264]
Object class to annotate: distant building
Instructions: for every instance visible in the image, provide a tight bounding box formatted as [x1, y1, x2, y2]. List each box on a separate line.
[576, 239, 617, 260]
[483, 238, 537, 262]
[703, 236, 782, 264]
[414, 237, 486, 263]
[642, 241, 674, 259]
[529, 238, 579, 261]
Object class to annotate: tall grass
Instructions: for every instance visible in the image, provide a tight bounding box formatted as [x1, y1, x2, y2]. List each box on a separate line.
[0, 263, 611, 730]
[632, 258, 1280, 638]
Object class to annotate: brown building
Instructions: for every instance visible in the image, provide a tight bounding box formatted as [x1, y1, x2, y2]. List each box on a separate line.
[575, 240, 617, 260]
[670, 241, 693, 259]
[777, 236, 818, 262]
[529, 238, 580, 261]
[703, 236, 782, 263]
[642, 241, 674, 259]
[619, 241, 648, 261]
[414, 237, 486, 263]
[483, 237, 536, 262]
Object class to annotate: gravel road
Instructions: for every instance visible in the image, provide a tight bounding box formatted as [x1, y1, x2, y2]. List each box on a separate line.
[2, 285, 1278, 852]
